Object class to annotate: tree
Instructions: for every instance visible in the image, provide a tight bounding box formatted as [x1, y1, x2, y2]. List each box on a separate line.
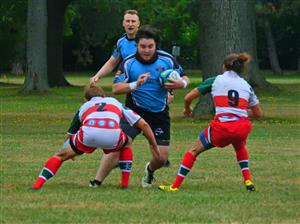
[0, 0, 27, 73]
[263, 17, 282, 73]
[193, 0, 269, 117]
[64, 0, 128, 70]
[23, 0, 72, 91]
[23, 0, 48, 92]
[275, 0, 300, 71]
[47, 0, 71, 87]
[129, 0, 200, 67]
[256, 0, 300, 71]
[263, 4, 282, 74]
[256, 1, 282, 74]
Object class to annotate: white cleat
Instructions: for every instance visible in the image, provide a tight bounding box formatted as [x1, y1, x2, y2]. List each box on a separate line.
[141, 162, 155, 188]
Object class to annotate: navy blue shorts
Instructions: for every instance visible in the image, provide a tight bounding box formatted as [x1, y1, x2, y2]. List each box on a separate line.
[121, 105, 170, 146]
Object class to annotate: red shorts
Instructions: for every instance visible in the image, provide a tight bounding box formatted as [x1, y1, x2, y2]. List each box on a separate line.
[199, 119, 252, 150]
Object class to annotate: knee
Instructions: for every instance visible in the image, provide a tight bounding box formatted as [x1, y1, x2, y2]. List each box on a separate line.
[55, 149, 70, 161]
[160, 151, 169, 162]
[190, 147, 205, 157]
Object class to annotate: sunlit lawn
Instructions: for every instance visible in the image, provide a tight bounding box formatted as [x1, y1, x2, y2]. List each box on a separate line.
[0, 71, 299, 223]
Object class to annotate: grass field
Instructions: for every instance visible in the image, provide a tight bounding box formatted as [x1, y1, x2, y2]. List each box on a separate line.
[1, 71, 300, 223]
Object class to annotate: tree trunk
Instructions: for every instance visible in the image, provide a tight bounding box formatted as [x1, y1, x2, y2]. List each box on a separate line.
[193, 0, 270, 118]
[47, 0, 71, 87]
[23, 0, 48, 92]
[11, 62, 24, 75]
[192, 94, 215, 118]
[264, 18, 282, 74]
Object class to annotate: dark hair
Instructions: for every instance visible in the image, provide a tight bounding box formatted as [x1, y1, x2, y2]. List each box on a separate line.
[224, 52, 251, 74]
[135, 25, 160, 44]
[84, 83, 105, 101]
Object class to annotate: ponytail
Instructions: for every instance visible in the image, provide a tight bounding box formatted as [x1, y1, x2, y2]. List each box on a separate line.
[224, 52, 251, 74]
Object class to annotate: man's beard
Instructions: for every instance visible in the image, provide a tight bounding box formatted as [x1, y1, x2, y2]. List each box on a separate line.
[135, 52, 158, 64]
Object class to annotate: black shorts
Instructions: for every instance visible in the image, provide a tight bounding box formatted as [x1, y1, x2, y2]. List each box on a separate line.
[121, 101, 170, 146]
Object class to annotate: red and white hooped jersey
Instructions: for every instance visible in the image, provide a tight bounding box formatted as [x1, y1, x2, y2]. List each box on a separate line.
[211, 71, 259, 122]
[76, 97, 140, 149]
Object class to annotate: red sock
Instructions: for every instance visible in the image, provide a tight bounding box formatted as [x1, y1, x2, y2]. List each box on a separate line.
[234, 143, 251, 183]
[32, 156, 62, 189]
[119, 147, 133, 188]
[172, 151, 196, 188]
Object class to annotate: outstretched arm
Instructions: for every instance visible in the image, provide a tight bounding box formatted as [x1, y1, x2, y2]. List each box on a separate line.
[248, 104, 263, 120]
[135, 119, 161, 162]
[90, 56, 120, 83]
[183, 88, 201, 117]
[112, 72, 150, 95]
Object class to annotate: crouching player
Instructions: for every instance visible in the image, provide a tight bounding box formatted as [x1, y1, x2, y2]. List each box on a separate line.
[159, 52, 263, 192]
[32, 84, 161, 190]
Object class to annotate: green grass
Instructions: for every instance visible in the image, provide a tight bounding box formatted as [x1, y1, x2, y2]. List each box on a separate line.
[1, 71, 300, 223]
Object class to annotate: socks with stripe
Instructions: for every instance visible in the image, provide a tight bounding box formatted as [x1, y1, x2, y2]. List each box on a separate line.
[32, 156, 62, 189]
[119, 147, 133, 188]
[235, 147, 251, 183]
[172, 151, 196, 189]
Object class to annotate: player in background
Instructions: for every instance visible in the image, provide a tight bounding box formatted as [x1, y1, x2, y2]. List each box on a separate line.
[112, 25, 190, 188]
[88, 9, 140, 188]
[88, 10, 175, 188]
[159, 52, 263, 192]
[31, 84, 161, 190]
[90, 9, 140, 83]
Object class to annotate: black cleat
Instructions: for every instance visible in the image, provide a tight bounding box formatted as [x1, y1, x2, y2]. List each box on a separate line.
[89, 179, 102, 188]
[245, 180, 255, 192]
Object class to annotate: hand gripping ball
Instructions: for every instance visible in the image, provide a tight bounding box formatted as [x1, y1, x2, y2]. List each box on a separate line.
[159, 69, 181, 85]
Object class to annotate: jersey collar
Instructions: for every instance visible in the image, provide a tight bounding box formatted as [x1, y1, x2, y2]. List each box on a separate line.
[135, 52, 158, 64]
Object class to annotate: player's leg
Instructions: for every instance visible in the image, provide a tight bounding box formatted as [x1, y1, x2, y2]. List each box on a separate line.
[32, 143, 79, 190]
[231, 120, 254, 191]
[90, 121, 139, 188]
[159, 126, 214, 191]
[89, 151, 120, 187]
[233, 141, 255, 191]
[151, 145, 168, 170]
[118, 145, 133, 188]
[142, 144, 167, 188]
[141, 115, 169, 188]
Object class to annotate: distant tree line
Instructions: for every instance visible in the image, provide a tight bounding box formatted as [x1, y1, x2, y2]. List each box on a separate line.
[0, 0, 299, 74]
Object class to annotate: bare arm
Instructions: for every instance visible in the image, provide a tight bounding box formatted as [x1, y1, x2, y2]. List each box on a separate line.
[136, 119, 161, 162]
[90, 56, 120, 83]
[248, 104, 263, 120]
[183, 88, 201, 117]
[112, 72, 150, 95]
[64, 134, 72, 143]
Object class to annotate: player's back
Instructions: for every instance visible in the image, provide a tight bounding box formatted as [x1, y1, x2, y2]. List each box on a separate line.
[113, 34, 137, 61]
[79, 97, 123, 123]
[212, 71, 254, 120]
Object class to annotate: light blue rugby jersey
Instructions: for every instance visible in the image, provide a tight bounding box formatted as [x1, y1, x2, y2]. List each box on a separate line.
[114, 50, 184, 112]
[112, 34, 137, 61]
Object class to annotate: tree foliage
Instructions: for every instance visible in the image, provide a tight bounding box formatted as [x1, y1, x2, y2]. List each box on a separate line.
[0, 0, 298, 75]
[62, 0, 199, 70]
[0, 0, 27, 71]
[131, 0, 200, 67]
[63, 0, 129, 69]
[256, 0, 300, 70]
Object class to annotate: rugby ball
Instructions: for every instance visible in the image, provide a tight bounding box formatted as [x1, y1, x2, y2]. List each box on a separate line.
[159, 69, 181, 85]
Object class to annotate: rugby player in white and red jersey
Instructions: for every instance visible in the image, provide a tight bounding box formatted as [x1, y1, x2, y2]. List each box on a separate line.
[159, 52, 263, 192]
[31, 84, 161, 190]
